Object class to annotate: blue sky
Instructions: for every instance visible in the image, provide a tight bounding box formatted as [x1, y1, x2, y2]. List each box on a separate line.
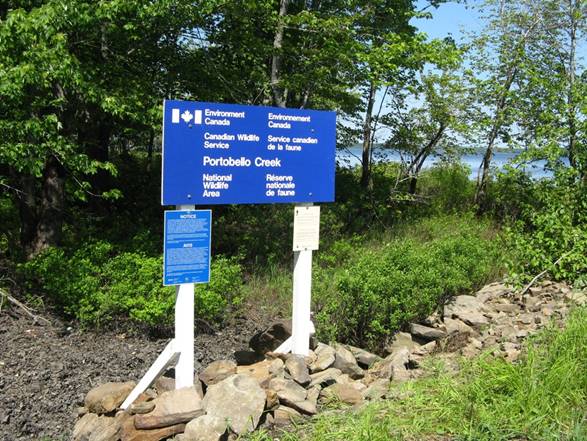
[412, 1, 482, 42]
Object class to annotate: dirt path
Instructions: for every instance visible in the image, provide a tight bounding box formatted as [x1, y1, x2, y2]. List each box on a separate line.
[0, 312, 264, 441]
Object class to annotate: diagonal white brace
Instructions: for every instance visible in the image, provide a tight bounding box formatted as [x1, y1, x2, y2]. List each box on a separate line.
[120, 339, 180, 410]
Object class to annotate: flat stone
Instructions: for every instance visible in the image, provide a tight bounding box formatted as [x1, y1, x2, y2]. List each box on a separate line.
[476, 283, 510, 303]
[309, 367, 342, 387]
[493, 303, 520, 313]
[412, 340, 437, 356]
[347, 345, 381, 368]
[361, 379, 389, 400]
[121, 416, 185, 441]
[565, 291, 587, 306]
[249, 320, 292, 355]
[268, 378, 316, 414]
[332, 343, 364, 379]
[88, 413, 127, 441]
[285, 355, 311, 386]
[444, 296, 489, 328]
[309, 343, 336, 373]
[385, 332, 420, 355]
[200, 360, 237, 386]
[128, 401, 155, 415]
[135, 387, 203, 430]
[73, 413, 104, 441]
[409, 323, 446, 341]
[273, 405, 302, 426]
[321, 383, 364, 405]
[154, 377, 175, 394]
[444, 318, 476, 335]
[183, 415, 226, 441]
[203, 374, 265, 434]
[236, 358, 283, 387]
[84, 382, 135, 415]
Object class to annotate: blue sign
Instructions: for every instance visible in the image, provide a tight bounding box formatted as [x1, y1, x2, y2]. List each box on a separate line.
[163, 210, 211, 286]
[161, 100, 336, 205]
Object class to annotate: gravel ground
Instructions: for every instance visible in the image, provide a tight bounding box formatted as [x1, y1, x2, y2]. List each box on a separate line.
[0, 310, 267, 441]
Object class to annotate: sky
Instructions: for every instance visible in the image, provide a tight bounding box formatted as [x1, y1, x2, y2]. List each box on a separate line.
[412, 1, 482, 42]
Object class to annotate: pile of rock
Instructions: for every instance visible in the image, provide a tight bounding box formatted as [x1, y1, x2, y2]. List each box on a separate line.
[73, 281, 586, 441]
[74, 338, 409, 441]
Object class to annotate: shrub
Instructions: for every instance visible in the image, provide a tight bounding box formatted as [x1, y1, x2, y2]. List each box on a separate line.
[313, 214, 502, 351]
[19, 241, 243, 328]
[505, 177, 587, 287]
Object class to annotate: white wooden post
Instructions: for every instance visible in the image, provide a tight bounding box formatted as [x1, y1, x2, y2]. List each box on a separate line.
[291, 247, 313, 355]
[290, 203, 318, 356]
[174, 204, 195, 389]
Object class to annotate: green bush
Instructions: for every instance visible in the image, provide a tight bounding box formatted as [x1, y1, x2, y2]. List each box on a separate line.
[504, 176, 587, 287]
[19, 242, 243, 328]
[313, 214, 502, 351]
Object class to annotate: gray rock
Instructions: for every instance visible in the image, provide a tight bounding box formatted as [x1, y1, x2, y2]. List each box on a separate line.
[493, 303, 520, 313]
[476, 283, 510, 303]
[321, 383, 364, 405]
[309, 343, 336, 373]
[273, 405, 302, 426]
[285, 355, 311, 386]
[249, 320, 292, 355]
[444, 295, 489, 328]
[268, 378, 307, 404]
[385, 332, 420, 355]
[73, 413, 102, 441]
[84, 381, 135, 414]
[268, 378, 316, 414]
[347, 345, 381, 368]
[409, 323, 446, 341]
[134, 386, 204, 430]
[444, 317, 476, 335]
[202, 374, 265, 434]
[183, 415, 227, 441]
[236, 358, 284, 387]
[309, 367, 342, 387]
[361, 379, 390, 401]
[565, 291, 587, 306]
[200, 360, 237, 386]
[332, 343, 364, 379]
[128, 401, 155, 415]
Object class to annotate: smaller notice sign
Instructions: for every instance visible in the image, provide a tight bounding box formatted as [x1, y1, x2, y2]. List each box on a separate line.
[163, 210, 211, 286]
[293, 206, 320, 252]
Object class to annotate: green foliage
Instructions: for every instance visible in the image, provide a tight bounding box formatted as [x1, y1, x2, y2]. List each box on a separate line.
[19, 242, 243, 328]
[504, 177, 587, 287]
[313, 214, 502, 351]
[248, 307, 587, 441]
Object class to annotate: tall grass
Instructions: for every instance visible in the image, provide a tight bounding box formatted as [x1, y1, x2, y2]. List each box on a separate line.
[247, 307, 587, 441]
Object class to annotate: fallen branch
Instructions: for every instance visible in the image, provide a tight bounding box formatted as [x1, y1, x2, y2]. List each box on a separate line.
[519, 254, 567, 297]
[0, 287, 51, 325]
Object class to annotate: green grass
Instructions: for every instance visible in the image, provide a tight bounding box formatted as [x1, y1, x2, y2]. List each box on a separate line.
[246, 308, 587, 441]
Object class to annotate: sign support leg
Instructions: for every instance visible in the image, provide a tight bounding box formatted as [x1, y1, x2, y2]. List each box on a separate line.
[291, 248, 313, 355]
[174, 204, 195, 389]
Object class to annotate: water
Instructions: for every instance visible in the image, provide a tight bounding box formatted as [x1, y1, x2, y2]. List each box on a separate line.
[337, 146, 553, 180]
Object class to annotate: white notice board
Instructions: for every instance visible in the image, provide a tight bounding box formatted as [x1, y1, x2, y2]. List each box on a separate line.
[293, 206, 320, 251]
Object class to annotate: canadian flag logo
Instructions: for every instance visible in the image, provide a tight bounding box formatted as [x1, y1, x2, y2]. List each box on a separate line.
[171, 109, 202, 125]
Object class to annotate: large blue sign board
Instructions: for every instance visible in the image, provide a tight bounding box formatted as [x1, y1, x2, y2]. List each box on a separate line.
[162, 100, 336, 205]
[163, 210, 211, 286]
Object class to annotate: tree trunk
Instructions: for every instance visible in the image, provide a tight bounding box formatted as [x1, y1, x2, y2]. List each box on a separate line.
[28, 156, 66, 258]
[18, 174, 38, 257]
[407, 124, 446, 195]
[566, 0, 578, 172]
[475, 66, 517, 213]
[271, 0, 289, 108]
[360, 82, 376, 189]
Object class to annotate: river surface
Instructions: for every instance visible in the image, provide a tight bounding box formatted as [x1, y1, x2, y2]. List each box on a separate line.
[337, 146, 552, 179]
